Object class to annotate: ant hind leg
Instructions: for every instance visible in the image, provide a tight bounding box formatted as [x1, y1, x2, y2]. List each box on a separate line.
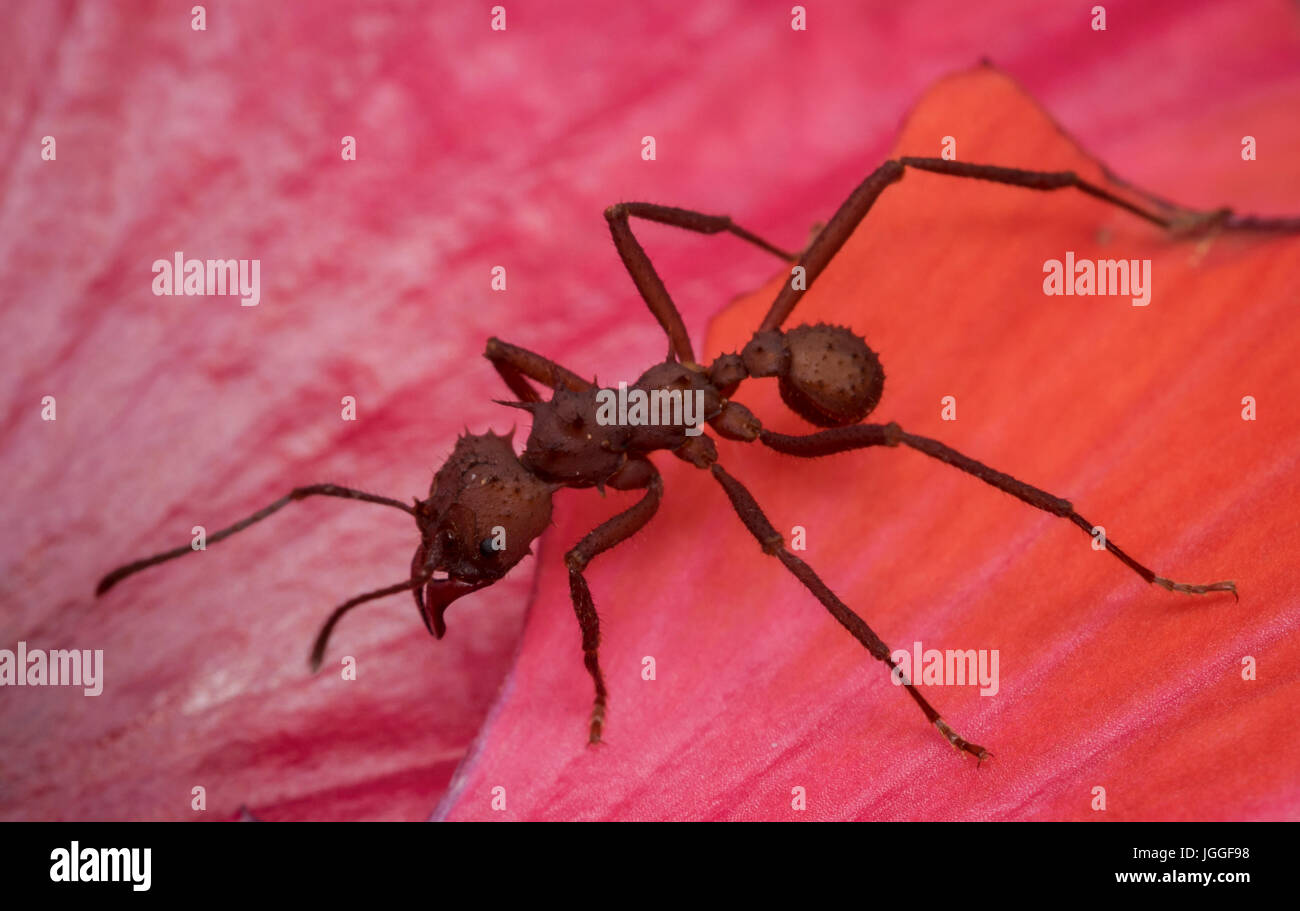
[707, 459, 991, 764]
[757, 423, 1237, 598]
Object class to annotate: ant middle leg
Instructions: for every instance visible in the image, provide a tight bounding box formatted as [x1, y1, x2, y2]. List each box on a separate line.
[758, 423, 1236, 597]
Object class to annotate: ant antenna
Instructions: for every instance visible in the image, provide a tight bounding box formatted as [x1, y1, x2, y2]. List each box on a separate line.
[95, 484, 414, 595]
[309, 572, 433, 672]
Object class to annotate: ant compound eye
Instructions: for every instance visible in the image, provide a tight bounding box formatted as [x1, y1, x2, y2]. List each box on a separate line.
[479, 537, 499, 559]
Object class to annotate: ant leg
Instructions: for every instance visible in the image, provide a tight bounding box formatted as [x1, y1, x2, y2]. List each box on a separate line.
[760, 157, 1300, 331]
[564, 466, 663, 744]
[759, 160, 905, 332]
[900, 158, 1300, 233]
[708, 460, 990, 763]
[485, 336, 591, 402]
[604, 203, 796, 365]
[897, 158, 1177, 229]
[1094, 160, 1300, 233]
[758, 423, 1236, 598]
[605, 202, 797, 261]
[95, 484, 414, 595]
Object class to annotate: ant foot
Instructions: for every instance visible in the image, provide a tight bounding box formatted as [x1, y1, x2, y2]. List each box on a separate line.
[1154, 576, 1238, 602]
[934, 718, 992, 767]
[1167, 207, 1232, 237]
[587, 707, 606, 746]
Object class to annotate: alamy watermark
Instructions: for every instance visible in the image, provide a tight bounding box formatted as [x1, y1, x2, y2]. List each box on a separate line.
[1043, 252, 1151, 306]
[0, 641, 103, 695]
[151, 251, 261, 306]
[50, 842, 150, 891]
[594, 381, 705, 436]
[890, 641, 999, 696]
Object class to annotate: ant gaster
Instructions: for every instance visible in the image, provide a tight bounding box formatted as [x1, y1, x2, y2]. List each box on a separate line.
[99, 157, 1299, 762]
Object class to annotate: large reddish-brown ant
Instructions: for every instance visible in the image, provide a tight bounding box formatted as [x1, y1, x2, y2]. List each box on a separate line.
[97, 157, 1299, 762]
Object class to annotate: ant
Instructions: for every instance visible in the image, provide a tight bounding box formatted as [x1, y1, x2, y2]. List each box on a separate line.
[97, 157, 1300, 763]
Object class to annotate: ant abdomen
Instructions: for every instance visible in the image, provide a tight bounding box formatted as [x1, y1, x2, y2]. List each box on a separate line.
[740, 323, 884, 427]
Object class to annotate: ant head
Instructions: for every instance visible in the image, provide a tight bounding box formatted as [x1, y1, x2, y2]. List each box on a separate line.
[412, 430, 555, 638]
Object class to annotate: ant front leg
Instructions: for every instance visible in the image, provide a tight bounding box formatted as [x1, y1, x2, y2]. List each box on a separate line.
[706, 460, 990, 763]
[759, 423, 1236, 597]
[564, 465, 663, 744]
[604, 202, 797, 365]
[1011, 157, 1300, 234]
[485, 336, 591, 402]
[759, 157, 1300, 331]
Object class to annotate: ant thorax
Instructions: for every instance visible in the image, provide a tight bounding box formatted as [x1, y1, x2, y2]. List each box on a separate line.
[519, 361, 721, 488]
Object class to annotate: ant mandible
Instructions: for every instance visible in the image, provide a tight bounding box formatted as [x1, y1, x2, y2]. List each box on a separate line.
[97, 157, 1299, 763]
